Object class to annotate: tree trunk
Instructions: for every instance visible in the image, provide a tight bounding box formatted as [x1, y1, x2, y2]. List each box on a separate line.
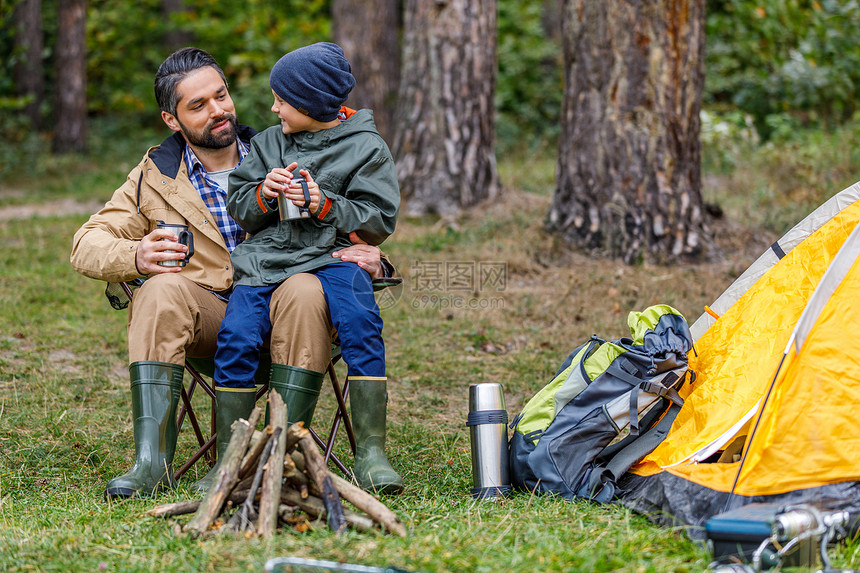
[332, 0, 401, 144]
[13, 0, 44, 130]
[393, 0, 499, 217]
[541, 0, 562, 41]
[162, 0, 194, 51]
[53, 0, 88, 154]
[548, 0, 709, 263]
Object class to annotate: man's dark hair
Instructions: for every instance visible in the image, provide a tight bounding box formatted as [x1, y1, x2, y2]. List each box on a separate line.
[154, 47, 228, 116]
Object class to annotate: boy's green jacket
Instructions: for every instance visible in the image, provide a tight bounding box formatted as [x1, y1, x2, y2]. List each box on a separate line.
[226, 108, 400, 287]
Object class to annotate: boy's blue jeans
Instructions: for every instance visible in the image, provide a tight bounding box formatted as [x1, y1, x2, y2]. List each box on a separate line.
[214, 262, 385, 388]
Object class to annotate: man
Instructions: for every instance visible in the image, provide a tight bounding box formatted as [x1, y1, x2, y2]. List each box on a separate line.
[70, 48, 390, 498]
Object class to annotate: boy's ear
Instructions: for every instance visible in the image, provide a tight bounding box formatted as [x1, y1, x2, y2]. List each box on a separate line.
[161, 111, 182, 133]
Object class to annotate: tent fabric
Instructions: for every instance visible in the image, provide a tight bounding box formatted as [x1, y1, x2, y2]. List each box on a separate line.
[689, 181, 860, 340]
[791, 221, 860, 353]
[620, 183, 860, 532]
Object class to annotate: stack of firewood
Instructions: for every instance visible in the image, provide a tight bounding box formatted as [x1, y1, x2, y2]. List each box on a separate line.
[147, 392, 406, 537]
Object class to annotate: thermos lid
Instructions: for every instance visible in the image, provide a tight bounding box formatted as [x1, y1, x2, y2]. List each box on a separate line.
[468, 382, 506, 412]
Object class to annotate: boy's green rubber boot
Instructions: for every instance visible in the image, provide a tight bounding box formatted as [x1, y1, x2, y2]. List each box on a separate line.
[105, 361, 183, 499]
[350, 378, 403, 494]
[268, 364, 324, 426]
[192, 386, 257, 493]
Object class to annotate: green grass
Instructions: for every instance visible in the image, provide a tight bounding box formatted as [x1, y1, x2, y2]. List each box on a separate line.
[2, 119, 860, 571]
[701, 112, 860, 234]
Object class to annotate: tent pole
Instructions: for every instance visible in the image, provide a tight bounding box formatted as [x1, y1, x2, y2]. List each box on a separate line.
[722, 352, 788, 512]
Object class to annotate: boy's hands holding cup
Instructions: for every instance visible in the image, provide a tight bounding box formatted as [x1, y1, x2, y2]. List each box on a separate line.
[261, 166, 294, 201]
[285, 165, 320, 214]
[262, 162, 321, 214]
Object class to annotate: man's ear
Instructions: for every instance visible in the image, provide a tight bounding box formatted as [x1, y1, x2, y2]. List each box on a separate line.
[161, 110, 182, 133]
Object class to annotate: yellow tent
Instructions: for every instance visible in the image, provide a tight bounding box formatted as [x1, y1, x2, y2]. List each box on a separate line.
[621, 181, 860, 531]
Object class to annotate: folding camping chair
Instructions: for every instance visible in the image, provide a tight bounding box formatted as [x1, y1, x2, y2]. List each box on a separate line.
[116, 276, 400, 479]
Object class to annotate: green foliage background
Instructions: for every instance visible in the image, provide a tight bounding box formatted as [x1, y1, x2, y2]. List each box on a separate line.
[706, 0, 860, 139]
[2, 0, 858, 149]
[1, 0, 332, 135]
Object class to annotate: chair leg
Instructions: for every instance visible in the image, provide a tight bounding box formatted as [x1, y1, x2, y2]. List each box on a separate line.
[309, 427, 351, 475]
[184, 361, 217, 400]
[176, 364, 216, 467]
[174, 434, 216, 481]
[326, 366, 356, 455]
[179, 385, 209, 459]
[173, 373, 218, 481]
[304, 359, 356, 476]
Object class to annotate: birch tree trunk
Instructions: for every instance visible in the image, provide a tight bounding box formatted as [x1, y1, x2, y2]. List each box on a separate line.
[548, 0, 709, 263]
[393, 0, 499, 217]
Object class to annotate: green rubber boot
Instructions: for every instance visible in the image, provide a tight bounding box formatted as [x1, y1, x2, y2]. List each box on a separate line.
[192, 386, 257, 493]
[105, 361, 183, 499]
[268, 364, 324, 426]
[350, 377, 403, 494]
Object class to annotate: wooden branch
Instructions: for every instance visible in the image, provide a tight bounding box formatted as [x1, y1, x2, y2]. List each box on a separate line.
[148, 499, 202, 519]
[225, 501, 257, 533]
[183, 407, 261, 535]
[257, 392, 287, 537]
[282, 455, 310, 491]
[283, 421, 309, 451]
[297, 432, 347, 534]
[235, 474, 255, 492]
[147, 487, 251, 518]
[247, 428, 265, 449]
[279, 488, 375, 533]
[231, 426, 278, 533]
[239, 427, 272, 480]
[292, 450, 406, 537]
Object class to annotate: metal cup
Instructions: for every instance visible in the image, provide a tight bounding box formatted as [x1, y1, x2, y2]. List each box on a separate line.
[156, 220, 194, 267]
[278, 176, 312, 221]
[466, 382, 512, 499]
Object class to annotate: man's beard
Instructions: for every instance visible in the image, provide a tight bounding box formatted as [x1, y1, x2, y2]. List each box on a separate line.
[178, 113, 238, 149]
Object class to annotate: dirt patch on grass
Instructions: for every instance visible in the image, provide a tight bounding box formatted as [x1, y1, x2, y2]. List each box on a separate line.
[0, 199, 104, 221]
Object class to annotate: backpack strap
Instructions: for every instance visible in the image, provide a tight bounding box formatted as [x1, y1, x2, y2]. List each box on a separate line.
[605, 358, 648, 434]
[583, 400, 683, 502]
[595, 398, 668, 464]
[606, 359, 685, 434]
[641, 375, 684, 406]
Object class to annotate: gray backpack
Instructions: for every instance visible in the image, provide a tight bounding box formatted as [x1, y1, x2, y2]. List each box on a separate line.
[509, 305, 693, 502]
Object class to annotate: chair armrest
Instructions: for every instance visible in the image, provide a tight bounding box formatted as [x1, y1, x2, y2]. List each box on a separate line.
[371, 277, 403, 292]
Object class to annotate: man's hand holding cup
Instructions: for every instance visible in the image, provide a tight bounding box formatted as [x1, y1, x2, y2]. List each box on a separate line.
[135, 221, 194, 275]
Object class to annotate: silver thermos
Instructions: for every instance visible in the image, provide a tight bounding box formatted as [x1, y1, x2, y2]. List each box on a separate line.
[467, 383, 512, 498]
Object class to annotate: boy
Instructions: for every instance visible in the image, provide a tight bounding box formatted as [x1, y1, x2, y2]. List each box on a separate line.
[215, 42, 402, 493]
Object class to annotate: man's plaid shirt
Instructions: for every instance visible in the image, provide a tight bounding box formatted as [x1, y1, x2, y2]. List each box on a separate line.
[183, 139, 249, 253]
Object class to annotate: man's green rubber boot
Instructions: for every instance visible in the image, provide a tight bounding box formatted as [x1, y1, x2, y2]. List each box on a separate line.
[268, 363, 324, 426]
[350, 377, 403, 494]
[105, 361, 183, 499]
[192, 386, 257, 493]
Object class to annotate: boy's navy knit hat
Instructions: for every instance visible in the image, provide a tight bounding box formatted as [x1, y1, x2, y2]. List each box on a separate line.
[269, 42, 355, 122]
